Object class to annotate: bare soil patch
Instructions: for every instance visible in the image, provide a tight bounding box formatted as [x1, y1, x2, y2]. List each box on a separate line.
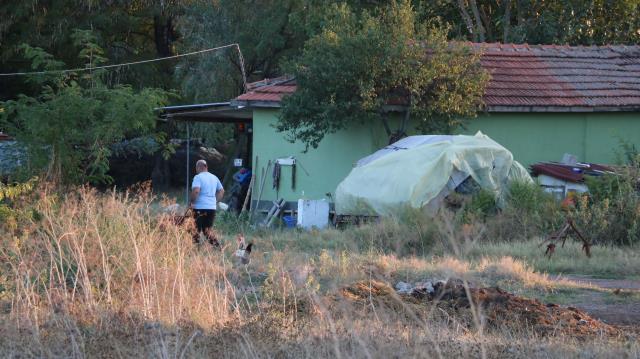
[555, 275, 640, 327]
[340, 279, 621, 339]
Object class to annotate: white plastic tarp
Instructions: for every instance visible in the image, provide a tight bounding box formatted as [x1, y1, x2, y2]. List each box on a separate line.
[335, 132, 533, 216]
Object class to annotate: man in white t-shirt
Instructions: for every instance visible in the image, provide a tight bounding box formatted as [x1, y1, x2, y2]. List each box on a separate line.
[189, 159, 224, 245]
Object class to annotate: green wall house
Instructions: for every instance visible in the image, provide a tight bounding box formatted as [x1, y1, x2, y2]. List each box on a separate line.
[164, 43, 640, 211]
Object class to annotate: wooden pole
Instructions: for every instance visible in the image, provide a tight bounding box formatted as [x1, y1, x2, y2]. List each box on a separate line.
[185, 121, 190, 205]
[248, 156, 258, 212]
[240, 170, 255, 214]
[250, 159, 271, 221]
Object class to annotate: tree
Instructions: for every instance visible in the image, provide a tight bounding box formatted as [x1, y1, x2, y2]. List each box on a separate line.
[176, 0, 308, 102]
[0, 0, 187, 101]
[0, 30, 169, 185]
[418, 0, 640, 45]
[277, 1, 489, 149]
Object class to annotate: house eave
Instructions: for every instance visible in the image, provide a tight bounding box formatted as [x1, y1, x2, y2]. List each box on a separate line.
[157, 102, 252, 123]
[228, 101, 640, 114]
[230, 101, 410, 112]
[231, 100, 282, 109]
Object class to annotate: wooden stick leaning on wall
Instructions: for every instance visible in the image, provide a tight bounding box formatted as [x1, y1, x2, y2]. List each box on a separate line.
[248, 156, 258, 213]
[240, 165, 256, 214]
[250, 159, 271, 221]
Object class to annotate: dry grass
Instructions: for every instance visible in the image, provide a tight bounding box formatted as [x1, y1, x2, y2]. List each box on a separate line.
[0, 187, 638, 358]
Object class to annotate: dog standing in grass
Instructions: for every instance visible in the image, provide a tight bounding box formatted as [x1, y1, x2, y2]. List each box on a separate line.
[190, 159, 224, 246]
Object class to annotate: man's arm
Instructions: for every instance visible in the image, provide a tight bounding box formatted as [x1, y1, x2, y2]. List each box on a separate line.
[216, 187, 224, 202]
[190, 187, 200, 208]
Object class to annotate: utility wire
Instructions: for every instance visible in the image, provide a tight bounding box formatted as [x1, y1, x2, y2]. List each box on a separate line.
[0, 43, 248, 91]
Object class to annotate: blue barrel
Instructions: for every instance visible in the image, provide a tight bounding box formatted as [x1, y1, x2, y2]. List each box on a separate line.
[282, 215, 297, 228]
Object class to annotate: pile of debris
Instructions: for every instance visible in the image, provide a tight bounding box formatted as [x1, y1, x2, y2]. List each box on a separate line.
[530, 154, 615, 200]
[340, 279, 620, 338]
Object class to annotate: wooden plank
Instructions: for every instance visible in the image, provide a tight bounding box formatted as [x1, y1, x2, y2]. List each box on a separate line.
[240, 170, 255, 214]
[248, 156, 258, 212]
[250, 160, 271, 221]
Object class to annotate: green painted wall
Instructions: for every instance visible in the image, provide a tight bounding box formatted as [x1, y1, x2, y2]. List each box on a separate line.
[251, 109, 392, 203]
[464, 112, 640, 166]
[252, 109, 640, 204]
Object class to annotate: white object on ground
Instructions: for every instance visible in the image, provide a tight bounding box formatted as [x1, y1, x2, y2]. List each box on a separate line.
[395, 281, 413, 294]
[217, 202, 229, 211]
[296, 199, 329, 230]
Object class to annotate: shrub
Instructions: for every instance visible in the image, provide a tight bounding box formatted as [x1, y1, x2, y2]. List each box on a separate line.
[575, 167, 640, 246]
[0, 177, 39, 232]
[490, 166, 640, 246]
[484, 181, 563, 241]
[465, 189, 498, 220]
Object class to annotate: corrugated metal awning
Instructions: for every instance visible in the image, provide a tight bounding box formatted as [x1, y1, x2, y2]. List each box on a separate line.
[157, 102, 252, 123]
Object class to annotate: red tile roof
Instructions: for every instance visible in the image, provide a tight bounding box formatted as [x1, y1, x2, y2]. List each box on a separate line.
[475, 43, 640, 111]
[234, 77, 296, 106]
[232, 43, 640, 112]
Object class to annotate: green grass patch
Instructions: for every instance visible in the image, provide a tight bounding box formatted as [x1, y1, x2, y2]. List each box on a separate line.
[465, 240, 640, 278]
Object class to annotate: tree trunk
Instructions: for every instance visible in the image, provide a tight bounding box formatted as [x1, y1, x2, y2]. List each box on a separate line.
[400, 94, 412, 135]
[516, 0, 525, 28]
[469, 0, 486, 43]
[153, 15, 175, 57]
[479, 4, 494, 42]
[457, 0, 478, 42]
[503, 0, 512, 42]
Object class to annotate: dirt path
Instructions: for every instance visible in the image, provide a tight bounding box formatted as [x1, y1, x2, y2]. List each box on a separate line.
[557, 275, 640, 326]
[562, 275, 640, 290]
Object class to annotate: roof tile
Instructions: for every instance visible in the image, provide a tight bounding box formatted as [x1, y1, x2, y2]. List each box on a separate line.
[233, 44, 640, 110]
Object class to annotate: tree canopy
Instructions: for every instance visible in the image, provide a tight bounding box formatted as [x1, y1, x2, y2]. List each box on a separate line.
[277, 1, 489, 149]
[0, 31, 169, 184]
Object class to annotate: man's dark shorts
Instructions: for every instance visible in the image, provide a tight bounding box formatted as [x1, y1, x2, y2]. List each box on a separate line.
[193, 209, 216, 236]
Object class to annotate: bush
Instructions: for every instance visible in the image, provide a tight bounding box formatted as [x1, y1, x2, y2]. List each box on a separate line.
[484, 181, 563, 241]
[575, 168, 640, 246]
[486, 168, 640, 246]
[0, 177, 39, 232]
[465, 189, 498, 220]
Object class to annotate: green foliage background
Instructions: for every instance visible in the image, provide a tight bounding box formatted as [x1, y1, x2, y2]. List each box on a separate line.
[0, 0, 638, 184]
[1, 31, 169, 184]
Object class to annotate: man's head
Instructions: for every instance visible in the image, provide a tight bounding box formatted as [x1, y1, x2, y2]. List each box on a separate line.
[195, 159, 208, 174]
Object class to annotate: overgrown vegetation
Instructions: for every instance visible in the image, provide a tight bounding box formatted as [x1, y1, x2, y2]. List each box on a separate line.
[0, 31, 169, 184]
[1, 185, 638, 357]
[458, 157, 640, 247]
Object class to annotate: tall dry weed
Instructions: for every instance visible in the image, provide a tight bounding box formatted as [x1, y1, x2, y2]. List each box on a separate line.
[1, 186, 244, 330]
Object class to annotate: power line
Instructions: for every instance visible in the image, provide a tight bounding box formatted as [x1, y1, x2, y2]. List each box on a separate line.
[0, 43, 248, 91]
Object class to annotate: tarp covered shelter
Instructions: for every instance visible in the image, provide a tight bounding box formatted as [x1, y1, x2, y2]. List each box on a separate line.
[335, 132, 532, 216]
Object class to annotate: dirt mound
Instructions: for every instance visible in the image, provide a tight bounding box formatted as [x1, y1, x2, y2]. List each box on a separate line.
[340, 280, 621, 338]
